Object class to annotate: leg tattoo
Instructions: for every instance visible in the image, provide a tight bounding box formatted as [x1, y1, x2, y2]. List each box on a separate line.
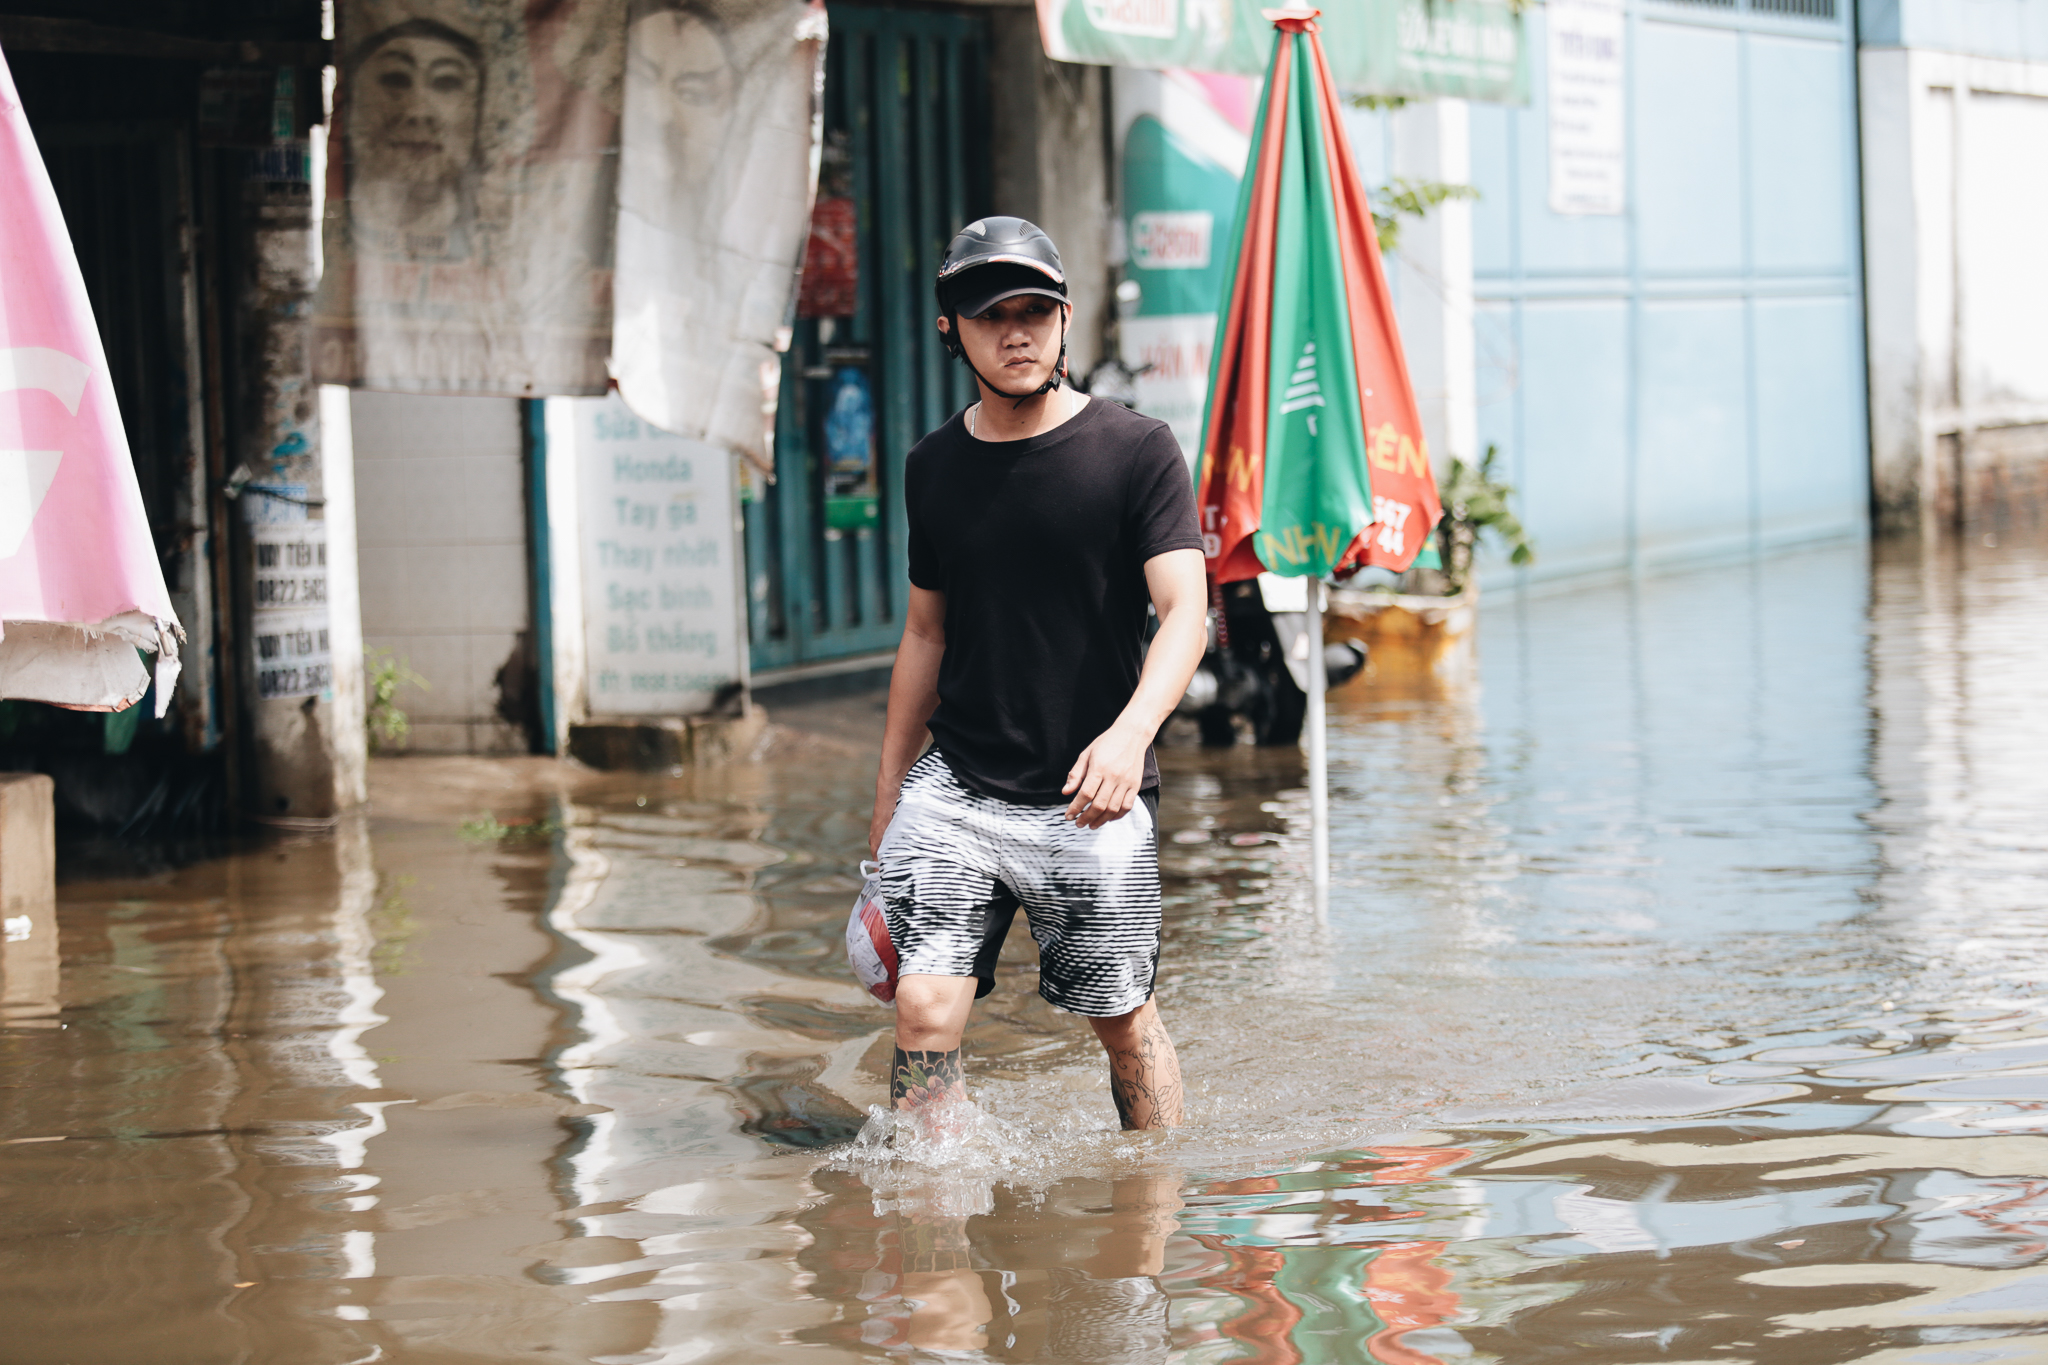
[1107, 1013, 1185, 1131]
[892, 1046, 966, 1112]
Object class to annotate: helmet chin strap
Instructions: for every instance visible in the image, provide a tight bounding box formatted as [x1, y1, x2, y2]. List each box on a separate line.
[953, 307, 1069, 412]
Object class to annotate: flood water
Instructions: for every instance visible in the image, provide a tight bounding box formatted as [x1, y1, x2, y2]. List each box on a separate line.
[8, 532, 2048, 1364]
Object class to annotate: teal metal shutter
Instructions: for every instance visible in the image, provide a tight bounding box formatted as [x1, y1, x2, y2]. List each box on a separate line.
[745, 5, 991, 673]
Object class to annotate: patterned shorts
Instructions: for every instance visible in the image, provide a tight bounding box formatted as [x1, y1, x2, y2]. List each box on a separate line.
[877, 751, 1163, 1018]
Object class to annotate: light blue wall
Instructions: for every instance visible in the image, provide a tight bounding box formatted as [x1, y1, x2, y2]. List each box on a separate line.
[1471, 0, 1869, 587]
[1860, 0, 2048, 60]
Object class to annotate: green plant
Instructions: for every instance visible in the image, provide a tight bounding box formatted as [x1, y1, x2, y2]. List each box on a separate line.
[370, 874, 418, 976]
[1437, 444, 1535, 592]
[366, 648, 426, 752]
[1371, 177, 1481, 254]
[458, 812, 564, 843]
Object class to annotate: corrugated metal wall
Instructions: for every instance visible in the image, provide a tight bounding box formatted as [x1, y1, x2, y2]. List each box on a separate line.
[1471, 0, 1868, 585]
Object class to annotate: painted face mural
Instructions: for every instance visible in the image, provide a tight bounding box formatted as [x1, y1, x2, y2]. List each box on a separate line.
[349, 21, 485, 240]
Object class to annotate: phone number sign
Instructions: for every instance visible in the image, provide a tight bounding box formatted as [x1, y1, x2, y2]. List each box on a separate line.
[249, 524, 332, 700]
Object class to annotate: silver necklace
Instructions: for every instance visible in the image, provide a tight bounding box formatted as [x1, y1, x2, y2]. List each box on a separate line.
[970, 386, 1071, 438]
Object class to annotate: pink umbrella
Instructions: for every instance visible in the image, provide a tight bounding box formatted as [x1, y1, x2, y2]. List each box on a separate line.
[0, 43, 181, 714]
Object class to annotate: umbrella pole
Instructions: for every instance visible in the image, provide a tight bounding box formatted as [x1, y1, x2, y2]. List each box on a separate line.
[1307, 577, 1329, 920]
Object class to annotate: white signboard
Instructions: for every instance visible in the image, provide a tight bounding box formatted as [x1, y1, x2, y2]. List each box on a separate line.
[572, 395, 741, 716]
[248, 521, 331, 700]
[1129, 210, 1213, 270]
[1547, 0, 1625, 217]
[1121, 312, 1216, 469]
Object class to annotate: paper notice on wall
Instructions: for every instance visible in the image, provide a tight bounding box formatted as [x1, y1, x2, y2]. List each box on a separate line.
[610, 0, 826, 468]
[249, 522, 331, 700]
[251, 611, 334, 701]
[312, 0, 625, 395]
[1547, 0, 1625, 216]
[571, 395, 741, 716]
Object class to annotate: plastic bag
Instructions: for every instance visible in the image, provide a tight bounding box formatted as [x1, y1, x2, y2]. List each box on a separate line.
[845, 860, 898, 1004]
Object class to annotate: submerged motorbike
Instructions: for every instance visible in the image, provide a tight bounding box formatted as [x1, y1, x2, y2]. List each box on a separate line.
[1170, 577, 1367, 747]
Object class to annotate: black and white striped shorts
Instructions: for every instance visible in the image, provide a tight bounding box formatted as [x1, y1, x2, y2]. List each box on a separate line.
[877, 750, 1163, 1018]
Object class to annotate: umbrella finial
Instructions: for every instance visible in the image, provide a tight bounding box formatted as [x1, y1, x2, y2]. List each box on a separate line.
[1260, 6, 1320, 31]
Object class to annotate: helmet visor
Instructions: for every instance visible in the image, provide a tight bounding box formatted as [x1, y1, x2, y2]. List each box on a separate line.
[941, 261, 1068, 320]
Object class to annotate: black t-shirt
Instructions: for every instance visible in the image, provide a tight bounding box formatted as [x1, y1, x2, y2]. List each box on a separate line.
[906, 398, 1204, 803]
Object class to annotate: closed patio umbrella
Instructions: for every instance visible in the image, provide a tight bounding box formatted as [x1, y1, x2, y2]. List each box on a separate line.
[1193, 7, 1443, 914]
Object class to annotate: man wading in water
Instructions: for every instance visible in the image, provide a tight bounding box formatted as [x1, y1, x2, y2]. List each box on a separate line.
[870, 218, 1208, 1131]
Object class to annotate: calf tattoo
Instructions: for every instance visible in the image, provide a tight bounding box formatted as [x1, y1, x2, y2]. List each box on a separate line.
[892, 1046, 966, 1110]
[1109, 1015, 1185, 1130]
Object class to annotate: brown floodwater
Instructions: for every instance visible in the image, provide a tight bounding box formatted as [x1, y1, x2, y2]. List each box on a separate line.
[7, 532, 2048, 1364]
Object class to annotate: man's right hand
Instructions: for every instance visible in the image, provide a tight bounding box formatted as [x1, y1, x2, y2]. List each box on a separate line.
[869, 788, 899, 861]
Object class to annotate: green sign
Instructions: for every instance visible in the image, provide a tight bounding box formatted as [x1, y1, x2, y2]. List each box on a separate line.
[1039, 0, 1527, 103]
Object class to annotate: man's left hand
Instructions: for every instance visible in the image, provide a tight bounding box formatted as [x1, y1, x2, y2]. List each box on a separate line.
[1063, 722, 1150, 828]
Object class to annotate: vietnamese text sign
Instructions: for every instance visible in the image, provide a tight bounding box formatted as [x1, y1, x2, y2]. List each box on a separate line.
[1547, 0, 1625, 216]
[1040, 0, 1527, 104]
[572, 395, 741, 716]
[249, 522, 332, 700]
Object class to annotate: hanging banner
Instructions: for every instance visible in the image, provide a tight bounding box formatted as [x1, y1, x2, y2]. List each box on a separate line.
[610, 0, 827, 470]
[1041, 0, 1526, 104]
[313, 0, 627, 395]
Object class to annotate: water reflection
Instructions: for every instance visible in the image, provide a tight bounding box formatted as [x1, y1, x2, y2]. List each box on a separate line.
[8, 532, 2048, 1362]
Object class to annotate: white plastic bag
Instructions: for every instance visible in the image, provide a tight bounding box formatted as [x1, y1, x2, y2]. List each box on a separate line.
[845, 860, 898, 1004]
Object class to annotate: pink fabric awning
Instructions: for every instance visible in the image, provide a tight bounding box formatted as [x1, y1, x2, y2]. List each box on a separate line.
[0, 43, 182, 714]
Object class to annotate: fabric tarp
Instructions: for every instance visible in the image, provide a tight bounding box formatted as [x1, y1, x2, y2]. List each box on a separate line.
[0, 47, 181, 714]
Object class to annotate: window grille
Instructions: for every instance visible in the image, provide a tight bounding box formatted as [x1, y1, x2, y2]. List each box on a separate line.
[1750, 0, 1835, 16]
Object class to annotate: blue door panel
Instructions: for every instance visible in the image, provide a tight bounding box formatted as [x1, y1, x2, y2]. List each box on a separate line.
[1638, 299, 1751, 559]
[1753, 295, 1868, 544]
[1637, 23, 1744, 277]
[1517, 301, 1634, 578]
[1747, 34, 1853, 274]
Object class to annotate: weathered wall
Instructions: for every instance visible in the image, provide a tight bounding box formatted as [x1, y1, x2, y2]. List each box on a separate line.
[1861, 45, 2048, 532]
[350, 394, 534, 755]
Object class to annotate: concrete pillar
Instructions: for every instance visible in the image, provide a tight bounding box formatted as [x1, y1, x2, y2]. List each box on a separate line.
[988, 10, 1111, 377]
[1387, 99, 1478, 470]
[0, 773, 58, 1027]
[233, 114, 365, 820]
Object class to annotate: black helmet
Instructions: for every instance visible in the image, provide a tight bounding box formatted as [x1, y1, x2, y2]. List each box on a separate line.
[935, 217, 1072, 404]
[936, 216, 1067, 317]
